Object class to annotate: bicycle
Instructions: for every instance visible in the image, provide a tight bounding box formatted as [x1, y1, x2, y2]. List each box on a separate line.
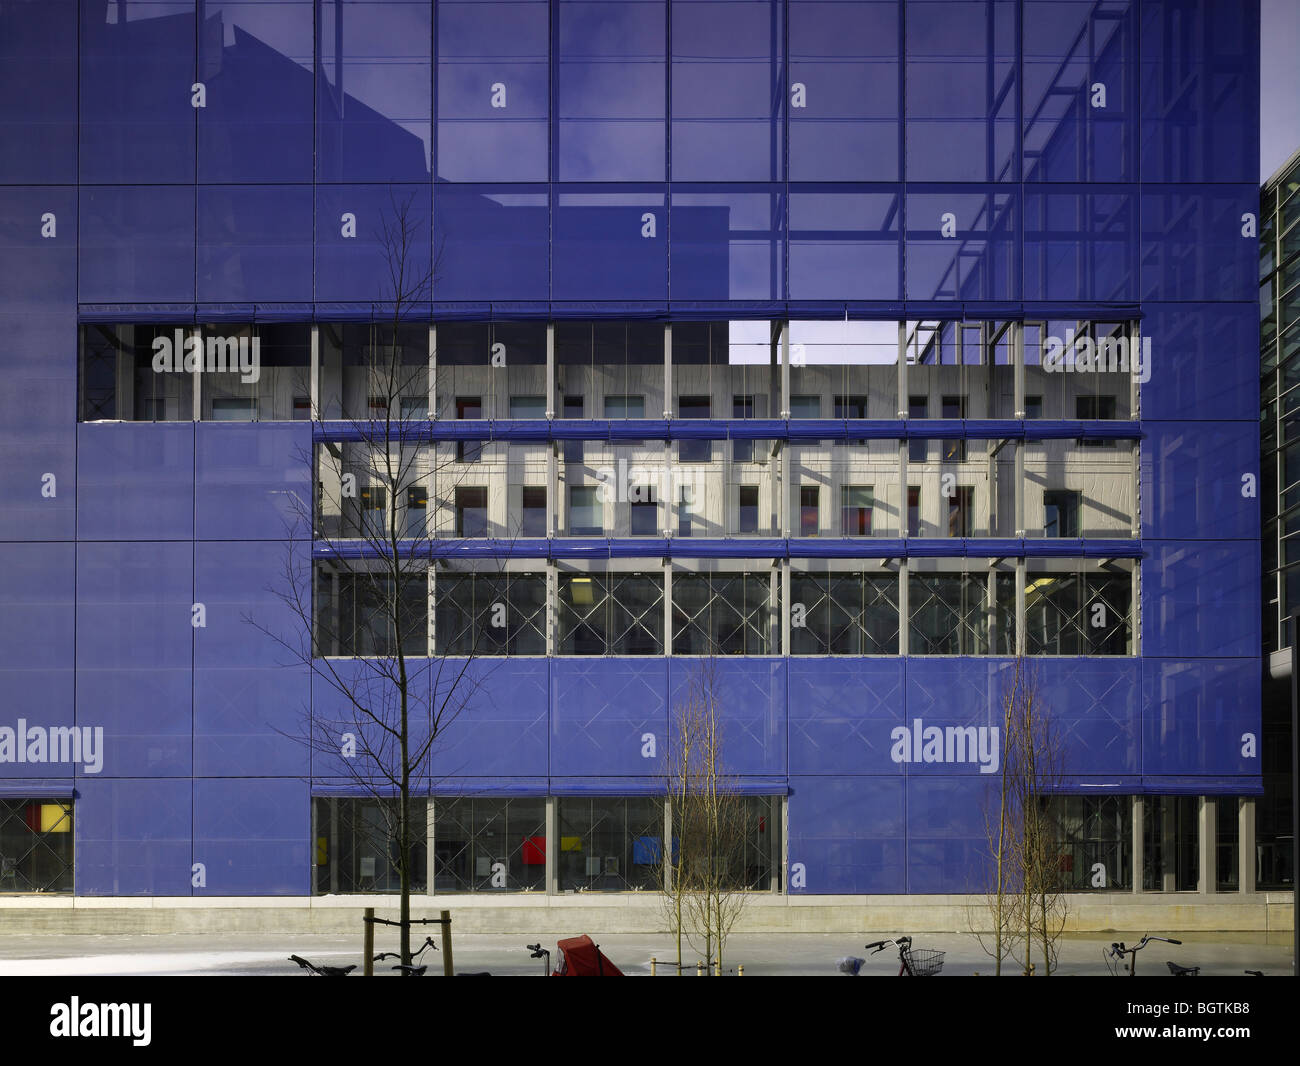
[374, 935, 440, 976]
[288, 955, 356, 977]
[860, 936, 945, 977]
[1103, 934, 1190, 977]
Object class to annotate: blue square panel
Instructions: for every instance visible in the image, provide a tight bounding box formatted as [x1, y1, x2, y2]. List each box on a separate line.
[79, 1, 197, 184]
[1028, 658, 1140, 776]
[1140, 186, 1259, 304]
[788, 187, 901, 300]
[433, 186, 549, 302]
[903, 658, 999, 777]
[75, 778, 193, 896]
[1141, 422, 1259, 542]
[905, 776, 990, 893]
[195, 422, 312, 540]
[193, 778, 309, 895]
[0, 0, 77, 183]
[787, 775, 905, 895]
[668, 657, 786, 775]
[198, 1, 315, 182]
[76, 542, 194, 671]
[317, 1, 431, 182]
[1022, 187, 1137, 303]
[79, 186, 196, 304]
[0, 187, 77, 311]
[1140, 303, 1258, 423]
[1142, 658, 1262, 778]
[1142, 541, 1261, 659]
[431, 659, 549, 779]
[670, 187, 784, 302]
[1139, 0, 1259, 184]
[77, 424, 195, 541]
[316, 185, 432, 303]
[549, 659, 669, 777]
[905, 188, 1017, 301]
[788, 657, 905, 774]
[197, 186, 314, 303]
[552, 189, 668, 302]
[76, 667, 193, 778]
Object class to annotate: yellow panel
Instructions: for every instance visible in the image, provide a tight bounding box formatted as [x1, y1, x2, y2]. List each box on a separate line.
[316, 837, 328, 865]
[41, 803, 72, 833]
[560, 835, 582, 852]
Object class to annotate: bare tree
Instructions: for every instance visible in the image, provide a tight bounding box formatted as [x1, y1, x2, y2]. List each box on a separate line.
[662, 656, 753, 974]
[254, 193, 509, 972]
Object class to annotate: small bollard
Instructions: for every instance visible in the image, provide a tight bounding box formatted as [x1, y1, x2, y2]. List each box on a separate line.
[363, 908, 374, 977]
[714, 960, 720, 977]
[650, 956, 657, 976]
[440, 909, 454, 978]
[696, 960, 704, 977]
[737, 965, 744, 977]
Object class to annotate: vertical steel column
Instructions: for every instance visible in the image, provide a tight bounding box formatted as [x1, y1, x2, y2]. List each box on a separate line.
[1238, 797, 1256, 894]
[1198, 797, 1216, 894]
[428, 323, 437, 421]
[1131, 795, 1144, 893]
[545, 796, 558, 895]
[1014, 560, 1026, 657]
[426, 798, 436, 896]
[191, 326, 203, 421]
[311, 324, 321, 419]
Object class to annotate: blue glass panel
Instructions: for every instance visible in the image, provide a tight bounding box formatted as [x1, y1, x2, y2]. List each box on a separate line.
[0, 0, 77, 182]
[1140, 186, 1259, 304]
[198, 1, 315, 182]
[787, 775, 905, 894]
[905, 0, 1017, 182]
[316, 185, 432, 302]
[1142, 659, 1262, 777]
[0, 543, 74, 779]
[1022, 187, 1137, 302]
[194, 778, 309, 894]
[1029, 658, 1140, 775]
[317, 0, 432, 181]
[311, 659, 435, 782]
[671, 1, 780, 181]
[194, 541, 310, 776]
[1142, 541, 1261, 659]
[436, 0, 549, 182]
[904, 659, 999, 778]
[557, 0, 666, 180]
[787, 658, 904, 774]
[79, 186, 196, 304]
[788, 0, 899, 181]
[0, 187, 77, 310]
[75, 778, 193, 896]
[76, 668, 193, 778]
[79, 1, 196, 184]
[549, 658, 669, 776]
[195, 423, 312, 540]
[433, 186, 549, 301]
[197, 186, 314, 302]
[431, 660, 549, 778]
[1142, 422, 1259, 542]
[1023, 0, 1137, 183]
[905, 776, 989, 893]
[1139, 0, 1259, 184]
[553, 189, 667, 301]
[77, 424, 195, 541]
[668, 658, 786, 774]
[905, 188, 1017, 301]
[669, 187, 783, 302]
[1139, 303, 1257, 423]
[788, 187, 901, 300]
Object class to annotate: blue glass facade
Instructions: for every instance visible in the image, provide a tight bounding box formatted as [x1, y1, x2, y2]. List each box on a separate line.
[0, 0, 1261, 897]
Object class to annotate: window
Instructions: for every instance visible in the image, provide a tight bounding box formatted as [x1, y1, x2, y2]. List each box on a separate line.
[314, 566, 429, 658]
[401, 396, 428, 420]
[947, 486, 973, 537]
[1024, 395, 1043, 420]
[941, 396, 966, 461]
[907, 485, 921, 536]
[520, 487, 547, 538]
[733, 395, 754, 461]
[678, 395, 710, 462]
[456, 397, 483, 461]
[293, 396, 312, 420]
[738, 485, 759, 534]
[431, 798, 547, 893]
[1077, 395, 1117, 447]
[558, 572, 664, 655]
[800, 486, 820, 536]
[456, 487, 487, 537]
[312, 798, 428, 895]
[909, 573, 991, 655]
[0, 799, 74, 893]
[405, 487, 427, 539]
[563, 395, 584, 464]
[557, 798, 666, 892]
[677, 486, 693, 537]
[510, 396, 546, 420]
[672, 572, 774, 655]
[604, 395, 645, 419]
[790, 394, 821, 419]
[835, 394, 869, 445]
[569, 486, 601, 536]
[908, 395, 928, 461]
[1043, 490, 1081, 538]
[789, 572, 899, 655]
[631, 498, 658, 536]
[212, 397, 256, 422]
[358, 486, 386, 540]
[434, 572, 547, 656]
[841, 486, 873, 536]
[1023, 571, 1133, 655]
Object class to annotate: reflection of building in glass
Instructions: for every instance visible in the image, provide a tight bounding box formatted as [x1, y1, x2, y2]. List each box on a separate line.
[0, 1, 1266, 915]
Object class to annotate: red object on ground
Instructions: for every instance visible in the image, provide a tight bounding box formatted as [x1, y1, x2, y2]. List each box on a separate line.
[552, 935, 624, 976]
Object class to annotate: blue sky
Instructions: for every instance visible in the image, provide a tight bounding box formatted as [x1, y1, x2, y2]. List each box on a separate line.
[1262, 0, 1300, 180]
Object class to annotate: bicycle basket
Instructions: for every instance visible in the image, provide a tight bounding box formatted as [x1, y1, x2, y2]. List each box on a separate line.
[902, 947, 945, 977]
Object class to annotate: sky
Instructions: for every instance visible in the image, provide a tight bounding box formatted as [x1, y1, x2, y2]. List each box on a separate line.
[1261, 0, 1300, 181]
